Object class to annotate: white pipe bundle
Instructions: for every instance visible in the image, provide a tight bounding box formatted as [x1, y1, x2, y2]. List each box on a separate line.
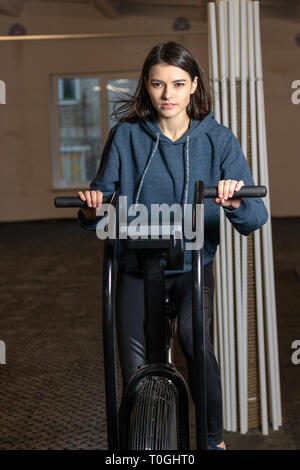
[208, 0, 281, 434]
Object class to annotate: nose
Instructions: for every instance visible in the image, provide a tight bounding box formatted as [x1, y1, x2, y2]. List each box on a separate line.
[161, 85, 173, 100]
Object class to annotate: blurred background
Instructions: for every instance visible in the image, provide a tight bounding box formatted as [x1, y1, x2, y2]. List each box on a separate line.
[0, 0, 299, 451]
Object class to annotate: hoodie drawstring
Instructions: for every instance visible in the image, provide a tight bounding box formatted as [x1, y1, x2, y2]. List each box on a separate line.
[134, 132, 190, 208]
[183, 135, 190, 207]
[135, 132, 160, 205]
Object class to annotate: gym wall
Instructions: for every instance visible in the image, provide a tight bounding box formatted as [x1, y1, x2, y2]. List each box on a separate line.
[0, 2, 298, 221]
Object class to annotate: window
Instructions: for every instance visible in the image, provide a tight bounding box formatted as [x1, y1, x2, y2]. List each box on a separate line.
[52, 74, 138, 188]
[58, 78, 81, 104]
[53, 76, 102, 187]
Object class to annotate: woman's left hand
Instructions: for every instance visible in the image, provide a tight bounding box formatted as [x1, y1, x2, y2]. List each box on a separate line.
[214, 180, 244, 209]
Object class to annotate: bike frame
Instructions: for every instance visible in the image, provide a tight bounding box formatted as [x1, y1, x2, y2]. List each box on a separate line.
[54, 180, 267, 451]
[102, 181, 208, 451]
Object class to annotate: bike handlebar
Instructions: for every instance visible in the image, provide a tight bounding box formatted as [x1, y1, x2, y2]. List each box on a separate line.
[54, 185, 267, 208]
[54, 195, 113, 208]
[203, 185, 267, 198]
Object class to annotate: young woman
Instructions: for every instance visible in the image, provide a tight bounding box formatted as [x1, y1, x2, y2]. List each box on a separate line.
[77, 41, 268, 450]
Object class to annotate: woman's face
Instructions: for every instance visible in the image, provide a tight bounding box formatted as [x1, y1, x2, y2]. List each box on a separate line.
[144, 63, 198, 120]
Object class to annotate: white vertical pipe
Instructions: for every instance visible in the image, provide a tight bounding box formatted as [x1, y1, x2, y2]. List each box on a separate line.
[208, 2, 227, 427]
[228, 0, 238, 139]
[254, 1, 282, 428]
[217, 0, 232, 431]
[253, 0, 280, 430]
[252, 3, 282, 427]
[208, 2, 222, 121]
[240, 0, 249, 433]
[228, 0, 246, 434]
[253, 0, 279, 430]
[260, 91, 282, 429]
[227, 0, 238, 432]
[247, 0, 269, 435]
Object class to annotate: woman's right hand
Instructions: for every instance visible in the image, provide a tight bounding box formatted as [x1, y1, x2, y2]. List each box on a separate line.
[78, 190, 103, 220]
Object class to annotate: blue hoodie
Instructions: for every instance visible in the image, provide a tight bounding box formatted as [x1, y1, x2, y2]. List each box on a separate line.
[78, 111, 268, 272]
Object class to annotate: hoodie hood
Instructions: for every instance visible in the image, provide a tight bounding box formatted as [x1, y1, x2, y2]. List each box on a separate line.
[135, 111, 216, 206]
[140, 111, 216, 144]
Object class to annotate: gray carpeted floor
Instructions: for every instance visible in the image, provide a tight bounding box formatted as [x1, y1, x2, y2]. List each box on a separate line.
[0, 217, 299, 450]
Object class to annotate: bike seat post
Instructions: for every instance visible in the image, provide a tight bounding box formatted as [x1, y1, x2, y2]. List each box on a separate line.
[143, 253, 168, 365]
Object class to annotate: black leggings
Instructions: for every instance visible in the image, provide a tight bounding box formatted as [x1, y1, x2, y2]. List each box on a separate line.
[115, 261, 223, 444]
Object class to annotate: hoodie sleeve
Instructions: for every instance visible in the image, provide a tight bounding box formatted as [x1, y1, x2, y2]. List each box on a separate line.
[77, 124, 120, 231]
[219, 130, 269, 236]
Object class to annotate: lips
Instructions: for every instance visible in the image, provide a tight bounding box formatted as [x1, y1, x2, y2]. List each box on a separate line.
[161, 104, 176, 108]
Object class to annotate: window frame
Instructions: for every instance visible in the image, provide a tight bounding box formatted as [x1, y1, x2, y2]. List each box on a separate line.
[51, 71, 138, 190]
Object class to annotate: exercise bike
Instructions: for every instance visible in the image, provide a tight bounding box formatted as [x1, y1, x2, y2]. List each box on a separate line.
[54, 181, 267, 451]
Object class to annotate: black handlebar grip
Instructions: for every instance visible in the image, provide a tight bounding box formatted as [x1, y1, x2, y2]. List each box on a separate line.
[204, 185, 267, 199]
[54, 195, 113, 208]
[54, 197, 86, 208]
[54, 186, 267, 208]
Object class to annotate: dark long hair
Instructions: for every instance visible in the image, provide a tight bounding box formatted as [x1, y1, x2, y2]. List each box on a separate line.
[110, 41, 213, 123]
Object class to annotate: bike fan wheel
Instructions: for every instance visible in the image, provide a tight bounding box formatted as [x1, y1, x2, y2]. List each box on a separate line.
[128, 376, 179, 450]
